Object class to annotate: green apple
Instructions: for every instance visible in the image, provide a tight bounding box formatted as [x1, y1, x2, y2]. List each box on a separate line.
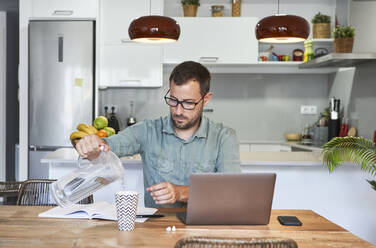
[93, 116, 108, 129]
[103, 127, 115, 137]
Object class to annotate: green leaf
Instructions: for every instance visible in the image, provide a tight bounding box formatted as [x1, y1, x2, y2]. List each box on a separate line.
[181, 0, 200, 6]
[322, 137, 376, 191]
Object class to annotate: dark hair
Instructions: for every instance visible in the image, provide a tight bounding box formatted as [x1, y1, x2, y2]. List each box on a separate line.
[169, 61, 211, 96]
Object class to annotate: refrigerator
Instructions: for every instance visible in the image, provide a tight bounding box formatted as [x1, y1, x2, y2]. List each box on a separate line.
[28, 21, 94, 178]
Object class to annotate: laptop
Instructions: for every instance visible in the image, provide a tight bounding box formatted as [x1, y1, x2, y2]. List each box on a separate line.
[177, 173, 276, 225]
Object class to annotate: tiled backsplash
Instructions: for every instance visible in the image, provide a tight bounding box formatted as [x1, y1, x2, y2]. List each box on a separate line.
[99, 71, 330, 141]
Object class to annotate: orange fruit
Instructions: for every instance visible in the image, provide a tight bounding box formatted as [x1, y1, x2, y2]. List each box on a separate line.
[96, 129, 107, 138]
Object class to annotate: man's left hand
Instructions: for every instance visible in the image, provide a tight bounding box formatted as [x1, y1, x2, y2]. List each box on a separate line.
[146, 182, 189, 205]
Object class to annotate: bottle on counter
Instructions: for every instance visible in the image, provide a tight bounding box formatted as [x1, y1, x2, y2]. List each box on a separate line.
[126, 101, 137, 127]
[328, 97, 340, 140]
[339, 118, 349, 137]
[302, 123, 312, 145]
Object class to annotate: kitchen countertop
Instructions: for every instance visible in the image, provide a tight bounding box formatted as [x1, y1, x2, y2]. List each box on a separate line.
[41, 142, 324, 167]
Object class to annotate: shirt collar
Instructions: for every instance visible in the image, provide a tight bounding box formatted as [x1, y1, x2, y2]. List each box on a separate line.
[162, 114, 208, 139]
[162, 115, 176, 135]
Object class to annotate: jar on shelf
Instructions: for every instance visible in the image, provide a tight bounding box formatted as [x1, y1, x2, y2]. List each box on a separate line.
[211, 5, 224, 17]
[232, 0, 241, 17]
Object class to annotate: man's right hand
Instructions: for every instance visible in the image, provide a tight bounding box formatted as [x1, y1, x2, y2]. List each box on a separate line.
[74, 134, 110, 160]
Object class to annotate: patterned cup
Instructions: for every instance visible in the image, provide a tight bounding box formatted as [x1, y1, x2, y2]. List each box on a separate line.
[115, 191, 139, 231]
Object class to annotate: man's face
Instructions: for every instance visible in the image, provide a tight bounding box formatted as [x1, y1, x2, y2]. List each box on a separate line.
[169, 80, 207, 130]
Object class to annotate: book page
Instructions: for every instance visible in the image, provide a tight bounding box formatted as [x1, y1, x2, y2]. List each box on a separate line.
[39, 202, 157, 222]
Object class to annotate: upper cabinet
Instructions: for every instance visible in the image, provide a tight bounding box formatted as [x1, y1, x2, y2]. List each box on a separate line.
[98, 0, 164, 88]
[31, 0, 98, 18]
[99, 44, 163, 88]
[164, 17, 259, 64]
[99, 0, 163, 45]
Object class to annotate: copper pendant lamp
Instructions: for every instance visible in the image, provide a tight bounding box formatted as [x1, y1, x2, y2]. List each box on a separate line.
[255, 0, 309, 43]
[128, 15, 180, 43]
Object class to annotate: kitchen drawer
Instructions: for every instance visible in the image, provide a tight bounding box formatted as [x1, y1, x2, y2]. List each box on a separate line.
[31, 0, 98, 18]
[99, 44, 162, 88]
[164, 17, 259, 64]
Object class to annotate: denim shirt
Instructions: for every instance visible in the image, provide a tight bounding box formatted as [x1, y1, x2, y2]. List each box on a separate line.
[103, 115, 241, 208]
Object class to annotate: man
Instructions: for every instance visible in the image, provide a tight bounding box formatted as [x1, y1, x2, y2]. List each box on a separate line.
[75, 61, 241, 208]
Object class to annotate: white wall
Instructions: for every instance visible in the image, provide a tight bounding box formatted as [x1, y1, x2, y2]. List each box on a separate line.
[165, 0, 336, 39]
[350, 0, 376, 53]
[0, 12, 6, 181]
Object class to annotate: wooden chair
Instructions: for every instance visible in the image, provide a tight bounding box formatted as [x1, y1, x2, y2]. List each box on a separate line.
[17, 179, 94, 206]
[0, 181, 24, 205]
[174, 237, 298, 248]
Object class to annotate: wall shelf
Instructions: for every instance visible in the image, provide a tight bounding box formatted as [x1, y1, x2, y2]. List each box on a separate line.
[311, 38, 334, 43]
[299, 53, 376, 68]
[164, 62, 338, 74]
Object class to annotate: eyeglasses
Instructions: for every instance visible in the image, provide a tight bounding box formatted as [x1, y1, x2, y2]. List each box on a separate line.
[164, 89, 205, 110]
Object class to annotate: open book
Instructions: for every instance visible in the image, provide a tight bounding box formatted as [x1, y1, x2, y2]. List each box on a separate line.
[39, 201, 157, 223]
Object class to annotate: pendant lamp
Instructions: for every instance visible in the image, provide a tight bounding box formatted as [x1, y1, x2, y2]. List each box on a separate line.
[255, 0, 309, 43]
[128, 10, 180, 43]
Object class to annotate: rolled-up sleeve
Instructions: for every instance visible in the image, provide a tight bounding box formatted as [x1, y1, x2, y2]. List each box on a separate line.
[102, 121, 147, 157]
[216, 129, 241, 173]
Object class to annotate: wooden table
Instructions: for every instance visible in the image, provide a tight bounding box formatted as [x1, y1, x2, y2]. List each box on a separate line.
[0, 206, 374, 247]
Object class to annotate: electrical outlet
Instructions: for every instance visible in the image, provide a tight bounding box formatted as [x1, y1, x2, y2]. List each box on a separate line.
[300, 105, 317, 115]
[308, 105, 317, 115]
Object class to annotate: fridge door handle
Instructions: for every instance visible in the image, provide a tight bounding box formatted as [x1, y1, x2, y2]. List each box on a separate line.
[58, 36, 63, 62]
[52, 10, 74, 16]
[29, 145, 69, 151]
[199, 57, 219, 63]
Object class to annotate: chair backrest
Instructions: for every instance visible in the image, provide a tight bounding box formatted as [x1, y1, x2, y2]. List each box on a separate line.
[0, 181, 23, 195]
[174, 237, 298, 248]
[17, 179, 93, 206]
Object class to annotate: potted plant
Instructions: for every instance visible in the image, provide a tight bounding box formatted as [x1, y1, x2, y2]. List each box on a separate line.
[332, 25, 355, 53]
[181, 0, 200, 17]
[312, 12, 331, 38]
[322, 137, 376, 190]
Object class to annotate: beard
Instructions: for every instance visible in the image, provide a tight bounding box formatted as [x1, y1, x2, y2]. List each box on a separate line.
[171, 106, 203, 130]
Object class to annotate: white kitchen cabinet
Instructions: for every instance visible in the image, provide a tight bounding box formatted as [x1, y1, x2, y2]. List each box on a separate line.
[99, 0, 164, 45]
[164, 17, 259, 64]
[31, 0, 98, 18]
[98, 0, 164, 88]
[99, 44, 162, 88]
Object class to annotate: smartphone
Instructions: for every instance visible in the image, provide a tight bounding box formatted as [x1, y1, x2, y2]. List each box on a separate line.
[278, 216, 302, 226]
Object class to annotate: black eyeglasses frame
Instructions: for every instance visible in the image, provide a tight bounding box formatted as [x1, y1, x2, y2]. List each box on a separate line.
[164, 89, 205, 110]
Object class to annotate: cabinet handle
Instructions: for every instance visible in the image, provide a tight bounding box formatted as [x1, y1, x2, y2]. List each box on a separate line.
[119, 79, 141, 85]
[121, 39, 133, 43]
[199, 57, 219, 63]
[52, 10, 74, 16]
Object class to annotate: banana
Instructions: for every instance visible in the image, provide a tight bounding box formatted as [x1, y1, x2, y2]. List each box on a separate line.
[87, 125, 98, 134]
[70, 131, 88, 141]
[77, 123, 95, 135]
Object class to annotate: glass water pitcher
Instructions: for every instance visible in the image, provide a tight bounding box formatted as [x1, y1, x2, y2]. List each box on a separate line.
[51, 147, 124, 207]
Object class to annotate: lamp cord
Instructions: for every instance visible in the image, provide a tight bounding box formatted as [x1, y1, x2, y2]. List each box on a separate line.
[149, 0, 152, 15]
[277, 0, 280, 14]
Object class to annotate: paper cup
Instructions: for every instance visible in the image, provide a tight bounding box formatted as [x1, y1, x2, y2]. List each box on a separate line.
[115, 191, 139, 231]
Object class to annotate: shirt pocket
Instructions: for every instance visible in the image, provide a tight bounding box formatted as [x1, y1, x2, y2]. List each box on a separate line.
[191, 160, 217, 173]
[157, 157, 174, 175]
